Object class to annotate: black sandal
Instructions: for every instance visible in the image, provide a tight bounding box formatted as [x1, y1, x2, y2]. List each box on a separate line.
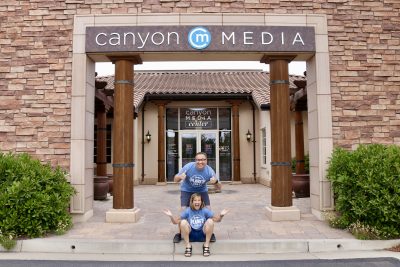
[203, 245, 210, 257]
[173, 233, 181, 243]
[184, 246, 192, 257]
[210, 233, 216, 242]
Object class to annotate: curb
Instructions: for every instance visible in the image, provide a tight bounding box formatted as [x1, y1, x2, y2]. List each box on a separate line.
[2, 239, 400, 255]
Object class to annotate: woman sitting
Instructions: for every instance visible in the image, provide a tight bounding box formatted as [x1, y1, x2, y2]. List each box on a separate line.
[163, 193, 229, 257]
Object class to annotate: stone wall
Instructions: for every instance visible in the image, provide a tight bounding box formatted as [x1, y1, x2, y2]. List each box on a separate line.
[0, 0, 399, 168]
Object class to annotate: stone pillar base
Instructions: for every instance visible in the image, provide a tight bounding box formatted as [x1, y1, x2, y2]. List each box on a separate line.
[106, 207, 141, 223]
[72, 209, 93, 223]
[265, 205, 300, 221]
[156, 182, 167, 186]
[230, 181, 242, 185]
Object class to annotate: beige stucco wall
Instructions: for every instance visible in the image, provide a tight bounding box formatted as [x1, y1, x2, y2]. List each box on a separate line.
[136, 101, 159, 184]
[257, 109, 272, 187]
[238, 101, 257, 184]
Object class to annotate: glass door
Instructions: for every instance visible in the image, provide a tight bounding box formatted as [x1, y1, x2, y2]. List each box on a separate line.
[179, 131, 218, 177]
[200, 132, 217, 172]
[181, 132, 197, 167]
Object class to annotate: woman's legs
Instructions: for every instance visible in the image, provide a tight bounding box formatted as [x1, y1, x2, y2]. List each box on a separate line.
[180, 219, 192, 256]
[202, 218, 214, 256]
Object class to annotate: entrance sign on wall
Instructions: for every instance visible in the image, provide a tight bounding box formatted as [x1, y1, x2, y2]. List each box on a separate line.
[180, 108, 217, 130]
[86, 26, 315, 53]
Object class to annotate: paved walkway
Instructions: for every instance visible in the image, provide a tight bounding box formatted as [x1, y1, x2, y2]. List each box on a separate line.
[57, 183, 354, 241]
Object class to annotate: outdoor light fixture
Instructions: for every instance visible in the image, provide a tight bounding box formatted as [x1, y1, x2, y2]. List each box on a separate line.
[246, 129, 252, 142]
[145, 130, 151, 142]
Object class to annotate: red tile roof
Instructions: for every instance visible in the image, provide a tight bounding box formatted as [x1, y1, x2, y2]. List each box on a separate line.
[96, 70, 304, 109]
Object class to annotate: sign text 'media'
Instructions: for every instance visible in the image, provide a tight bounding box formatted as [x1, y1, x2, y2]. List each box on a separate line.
[85, 26, 315, 53]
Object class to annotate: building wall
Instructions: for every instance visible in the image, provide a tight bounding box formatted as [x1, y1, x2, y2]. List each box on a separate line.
[135, 101, 259, 184]
[258, 109, 272, 187]
[137, 102, 159, 184]
[1, 1, 399, 169]
[1, 2, 398, 221]
[238, 101, 256, 183]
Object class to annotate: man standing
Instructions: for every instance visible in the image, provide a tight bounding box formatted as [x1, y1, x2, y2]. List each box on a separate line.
[173, 152, 221, 243]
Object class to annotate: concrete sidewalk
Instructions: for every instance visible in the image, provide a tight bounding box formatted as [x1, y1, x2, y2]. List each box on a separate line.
[2, 184, 400, 260]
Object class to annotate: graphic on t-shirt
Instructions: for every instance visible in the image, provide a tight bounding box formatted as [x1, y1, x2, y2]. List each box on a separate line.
[189, 175, 206, 187]
[190, 214, 205, 230]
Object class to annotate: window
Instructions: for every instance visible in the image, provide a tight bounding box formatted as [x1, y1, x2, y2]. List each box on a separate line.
[261, 128, 267, 165]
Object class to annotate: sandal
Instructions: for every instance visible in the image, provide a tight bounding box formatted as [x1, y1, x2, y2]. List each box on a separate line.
[184, 246, 192, 257]
[210, 233, 216, 242]
[173, 233, 181, 243]
[203, 245, 210, 257]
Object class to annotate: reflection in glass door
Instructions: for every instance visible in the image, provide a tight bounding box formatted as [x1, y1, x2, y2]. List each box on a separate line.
[201, 133, 217, 172]
[181, 133, 197, 167]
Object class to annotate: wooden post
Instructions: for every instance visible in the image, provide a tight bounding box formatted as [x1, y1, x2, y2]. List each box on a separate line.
[96, 104, 108, 177]
[261, 55, 295, 208]
[153, 100, 169, 184]
[230, 101, 242, 182]
[294, 111, 306, 174]
[110, 56, 142, 209]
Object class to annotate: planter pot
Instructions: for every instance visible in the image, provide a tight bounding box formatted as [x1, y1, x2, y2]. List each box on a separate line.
[292, 173, 310, 198]
[94, 175, 109, 200]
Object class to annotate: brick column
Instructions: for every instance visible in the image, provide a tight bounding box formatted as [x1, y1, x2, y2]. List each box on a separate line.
[261, 55, 300, 221]
[106, 56, 142, 223]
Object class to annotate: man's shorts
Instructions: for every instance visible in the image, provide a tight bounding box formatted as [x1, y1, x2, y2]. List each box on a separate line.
[180, 191, 210, 207]
[189, 229, 206, 242]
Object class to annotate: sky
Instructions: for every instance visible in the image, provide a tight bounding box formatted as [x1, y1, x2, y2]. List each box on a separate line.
[95, 61, 306, 76]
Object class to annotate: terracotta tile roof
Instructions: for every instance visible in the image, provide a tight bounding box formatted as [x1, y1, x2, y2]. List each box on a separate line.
[96, 70, 304, 109]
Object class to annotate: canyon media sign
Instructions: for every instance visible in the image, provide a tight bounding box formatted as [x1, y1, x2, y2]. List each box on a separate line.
[85, 26, 315, 53]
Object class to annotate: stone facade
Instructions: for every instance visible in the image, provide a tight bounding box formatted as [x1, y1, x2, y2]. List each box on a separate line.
[1, 0, 399, 170]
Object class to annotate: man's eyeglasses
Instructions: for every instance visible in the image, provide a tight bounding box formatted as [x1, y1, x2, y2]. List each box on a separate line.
[195, 158, 207, 162]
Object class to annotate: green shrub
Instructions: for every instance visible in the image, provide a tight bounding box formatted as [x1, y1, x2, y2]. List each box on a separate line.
[327, 144, 400, 239]
[0, 152, 75, 246]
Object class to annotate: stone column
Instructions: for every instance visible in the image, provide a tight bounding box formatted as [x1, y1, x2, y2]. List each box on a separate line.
[261, 55, 300, 221]
[106, 56, 142, 223]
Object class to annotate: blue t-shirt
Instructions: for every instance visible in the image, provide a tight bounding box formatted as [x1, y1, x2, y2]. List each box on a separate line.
[181, 207, 214, 231]
[178, 162, 217, 193]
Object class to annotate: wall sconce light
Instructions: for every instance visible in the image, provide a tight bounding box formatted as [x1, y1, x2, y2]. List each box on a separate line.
[145, 130, 151, 143]
[246, 129, 252, 142]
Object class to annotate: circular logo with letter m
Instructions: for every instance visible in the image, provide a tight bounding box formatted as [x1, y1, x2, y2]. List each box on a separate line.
[188, 27, 212, 50]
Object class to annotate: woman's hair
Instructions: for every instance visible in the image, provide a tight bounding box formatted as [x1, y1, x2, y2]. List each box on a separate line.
[189, 193, 205, 210]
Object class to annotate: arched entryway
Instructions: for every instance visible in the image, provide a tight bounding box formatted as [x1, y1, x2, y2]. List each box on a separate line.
[70, 13, 333, 223]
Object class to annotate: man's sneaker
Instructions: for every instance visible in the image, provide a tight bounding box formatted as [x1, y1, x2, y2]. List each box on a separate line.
[173, 233, 181, 243]
[210, 233, 216, 242]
